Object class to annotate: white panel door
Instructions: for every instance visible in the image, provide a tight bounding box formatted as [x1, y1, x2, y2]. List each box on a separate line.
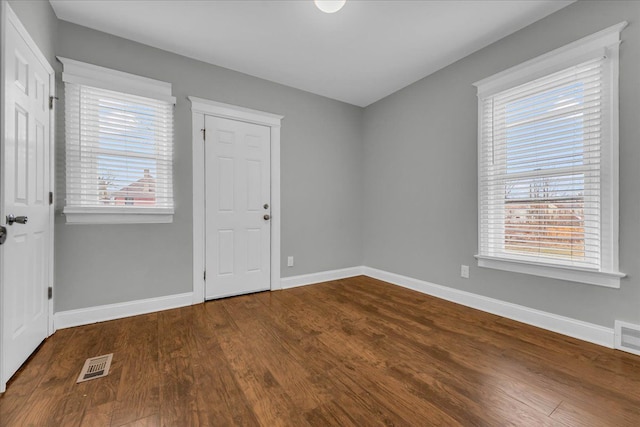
[205, 116, 271, 299]
[1, 9, 51, 385]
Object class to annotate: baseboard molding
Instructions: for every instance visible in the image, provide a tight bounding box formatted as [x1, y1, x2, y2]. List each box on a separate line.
[281, 266, 364, 289]
[52, 266, 615, 349]
[54, 292, 194, 330]
[362, 267, 614, 349]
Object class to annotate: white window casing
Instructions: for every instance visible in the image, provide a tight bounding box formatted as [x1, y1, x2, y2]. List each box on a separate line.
[59, 57, 175, 224]
[473, 23, 627, 288]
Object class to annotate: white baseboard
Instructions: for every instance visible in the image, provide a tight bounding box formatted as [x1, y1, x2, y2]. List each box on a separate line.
[54, 292, 194, 330]
[281, 266, 364, 289]
[362, 267, 614, 349]
[52, 266, 615, 349]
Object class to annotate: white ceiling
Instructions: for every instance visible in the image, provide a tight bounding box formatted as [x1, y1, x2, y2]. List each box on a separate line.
[49, 0, 574, 107]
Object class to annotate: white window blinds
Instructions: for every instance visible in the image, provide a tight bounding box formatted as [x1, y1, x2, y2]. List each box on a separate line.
[60, 58, 175, 223]
[65, 84, 174, 209]
[479, 56, 607, 269]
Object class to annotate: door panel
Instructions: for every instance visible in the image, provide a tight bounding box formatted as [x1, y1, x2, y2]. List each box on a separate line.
[205, 116, 271, 299]
[2, 10, 51, 385]
[218, 157, 234, 211]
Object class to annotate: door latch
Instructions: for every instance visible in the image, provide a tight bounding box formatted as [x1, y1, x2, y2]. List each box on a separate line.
[0, 225, 6, 245]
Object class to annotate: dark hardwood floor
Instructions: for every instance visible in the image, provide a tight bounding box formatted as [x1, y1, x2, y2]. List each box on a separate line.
[1, 276, 640, 426]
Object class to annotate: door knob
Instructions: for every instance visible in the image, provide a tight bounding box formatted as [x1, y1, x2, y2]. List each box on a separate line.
[263, 214, 270, 220]
[6, 214, 28, 225]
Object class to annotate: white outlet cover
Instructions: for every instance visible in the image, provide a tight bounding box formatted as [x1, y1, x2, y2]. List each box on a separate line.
[461, 265, 470, 279]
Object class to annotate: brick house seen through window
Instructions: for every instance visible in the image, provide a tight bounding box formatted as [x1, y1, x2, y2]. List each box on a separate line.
[105, 169, 157, 206]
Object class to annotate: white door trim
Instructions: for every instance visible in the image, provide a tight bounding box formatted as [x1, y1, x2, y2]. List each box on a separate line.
[0, 3, 56, 393]
[189, 96, 283, 304]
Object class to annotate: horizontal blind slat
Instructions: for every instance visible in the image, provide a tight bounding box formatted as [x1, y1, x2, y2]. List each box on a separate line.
[479, 56, 606, 267]
[65, 82, 174, 209]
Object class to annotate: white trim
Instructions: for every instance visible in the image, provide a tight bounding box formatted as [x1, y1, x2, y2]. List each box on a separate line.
[189, 96, 283, 126]
[281, 266, 364, 289]
[191, 112, 205, 304]
[272, 264, 615, 349]
[47, 55, 56, 338]
[0, 3, 56, 393]
[61, 72, 175, 220]
[473, 22, 627, 96]
[57, 56, 176, 104]
[189, 97, 283, 303]
[0, 0, 6, 395]
[5, 6, 54, 75]
[64, 207, 174, 224]
[362, 267, 615, 349]
[475, 255, 623, 288]
[44, 264, 614, 350]
[63, 213, 173, 224]
[475, 23, 625, 287]
[203, 287, 271, 300]
[54, 292, 193, 330]
[270, 123, 282, 292]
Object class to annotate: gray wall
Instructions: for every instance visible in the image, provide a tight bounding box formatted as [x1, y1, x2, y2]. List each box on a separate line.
[53, 22, 363, 311]
[7, 0, 57, 67]
[10, 0, 639, 328]
[362, 0, 640, 327]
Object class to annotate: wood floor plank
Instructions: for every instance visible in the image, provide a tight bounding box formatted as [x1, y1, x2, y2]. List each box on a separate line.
[109, 313, 160, 427]
[189, 304, 261, 426]
[304, 398, 373, 427]
[158, 308, 201, 426]
[0, 328, 74, 426]
[227, 294, 336, 411]
[1, 276, 639, 426]
[270, 288, 464, 425]
[255, 296, 430, 426]
[327, 280, 575, 403]
[115, 413, 160, 427]
[289, 286, 515, 425]
[77, 402, 113, 427]
[550, 399, 629, 427]
[321, 280, 566, 416]
[192, 340, 261, 427]
[218, 298, 312, 427]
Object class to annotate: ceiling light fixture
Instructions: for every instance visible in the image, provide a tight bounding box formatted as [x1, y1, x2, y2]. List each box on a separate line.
[314, 0, 346, 14]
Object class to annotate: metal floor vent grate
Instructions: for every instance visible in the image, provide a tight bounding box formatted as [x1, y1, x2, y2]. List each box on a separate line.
[77, 353, 113, 383]
[615, 321, 640, 357]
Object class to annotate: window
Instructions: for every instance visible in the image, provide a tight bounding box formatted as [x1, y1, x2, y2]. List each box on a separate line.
[474, 23, 626, 288]
[59, 57, 175, 224]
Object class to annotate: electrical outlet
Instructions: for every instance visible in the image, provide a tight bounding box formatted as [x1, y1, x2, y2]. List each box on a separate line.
[287, 256, 294, 267]
[460, 265, 469, 279]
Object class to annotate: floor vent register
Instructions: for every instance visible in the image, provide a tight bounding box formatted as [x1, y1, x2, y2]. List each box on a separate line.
[77, 353, 113, 383]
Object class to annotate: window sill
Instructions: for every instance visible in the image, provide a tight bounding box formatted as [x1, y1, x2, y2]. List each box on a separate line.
[474, 255, 624, 288]
[63, 207, 174, 224]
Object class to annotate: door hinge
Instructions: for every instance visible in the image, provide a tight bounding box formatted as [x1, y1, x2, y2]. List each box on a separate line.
[49, 96, 58, 110]
[48, 286, 53, 300]
[49, 191, 53, 205]
[204, 270, 206, 281]
[201, 128, 206, 141]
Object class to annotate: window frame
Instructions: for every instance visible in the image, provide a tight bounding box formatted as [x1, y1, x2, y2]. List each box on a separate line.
[473, 22, 627, 288]
[58, 57, 176, 224]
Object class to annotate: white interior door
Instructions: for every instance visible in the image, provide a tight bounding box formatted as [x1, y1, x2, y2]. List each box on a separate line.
[205, 115, 271, 299]
[1, 6, 52, 388]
